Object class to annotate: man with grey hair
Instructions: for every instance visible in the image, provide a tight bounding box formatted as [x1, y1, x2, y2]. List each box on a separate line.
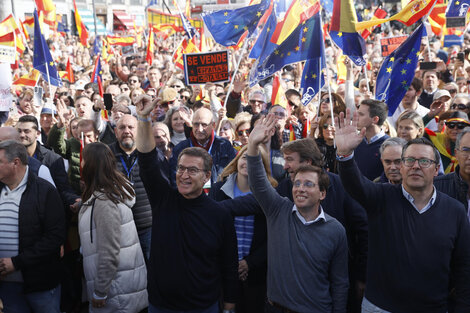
[0, 140, 65, 313]
[450, 93, 470, 115]
[435, 127, 470, 217]
[375, 137, 408, 184]
[226, 77, 269, 117]
[169, 107, 236, 185]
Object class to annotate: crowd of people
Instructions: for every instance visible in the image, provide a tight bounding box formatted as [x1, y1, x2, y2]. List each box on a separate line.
[1, 5, 470, 313]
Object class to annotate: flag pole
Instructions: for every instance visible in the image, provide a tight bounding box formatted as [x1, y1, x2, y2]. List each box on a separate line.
[363, 64, 371, 98]
[223, 34, 251, 108]
[35, 7, 53, 103]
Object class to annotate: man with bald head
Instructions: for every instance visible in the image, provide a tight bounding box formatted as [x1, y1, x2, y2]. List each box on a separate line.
[169, 107, 237, 185]
[108, 115, 154, 260]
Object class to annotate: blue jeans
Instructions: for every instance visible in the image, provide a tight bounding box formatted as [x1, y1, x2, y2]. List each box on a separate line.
[0, 282, 61, 313]
[148, 302, 218, 313]
[139, 227, 152, 261]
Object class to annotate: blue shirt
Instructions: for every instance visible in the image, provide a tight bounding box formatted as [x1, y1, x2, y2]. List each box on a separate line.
[233, 183, 254, 260]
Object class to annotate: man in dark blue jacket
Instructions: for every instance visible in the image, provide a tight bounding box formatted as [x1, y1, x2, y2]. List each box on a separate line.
[336, 109, 470, 312]
[169, 107, 236, 185]
[0, 140, 65, 313]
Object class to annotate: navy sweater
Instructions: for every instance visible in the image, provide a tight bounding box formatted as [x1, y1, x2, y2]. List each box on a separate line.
[339, 159, 470, 312]
[138, 149, 238, 310]
[354, 135, 388, 181]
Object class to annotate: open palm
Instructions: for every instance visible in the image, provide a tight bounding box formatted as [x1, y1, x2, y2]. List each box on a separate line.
[335, 109, 366, 155]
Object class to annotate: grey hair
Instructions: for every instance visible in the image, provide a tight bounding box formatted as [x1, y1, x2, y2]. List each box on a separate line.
[115, 94, 132, 106]
[452, 93, 470, 105]
[248, 90, 267, 103]
[456, 127, 470, 149]
[0, 140, 28, 165]
[380, 137, 407, 155]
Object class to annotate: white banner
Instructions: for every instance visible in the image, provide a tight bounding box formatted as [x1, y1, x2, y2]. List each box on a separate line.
[0, 45, 15, 64]
[0, 62, 12, 112]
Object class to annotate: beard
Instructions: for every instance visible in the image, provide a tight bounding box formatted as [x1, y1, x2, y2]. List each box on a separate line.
[120, 138, 135, 150]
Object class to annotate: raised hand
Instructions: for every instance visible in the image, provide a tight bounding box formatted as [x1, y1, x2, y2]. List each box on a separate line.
[334, 109, 366, 156]
[56, 98, 69, 128]
[247, 113, 276, 156]
[233, 73, 247, 94]
[134, 95, 155, 117]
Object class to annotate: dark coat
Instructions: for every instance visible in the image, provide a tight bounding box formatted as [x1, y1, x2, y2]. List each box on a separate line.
[6, 169, 66, 293]
[434, 166, 469, 211]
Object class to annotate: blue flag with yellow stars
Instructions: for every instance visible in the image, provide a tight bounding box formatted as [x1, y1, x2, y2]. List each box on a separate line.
[249, 11, 323, 86]
[375, 23, 426, 116]
[249, 6, 277, 60]
[201, 0, 269, 46]
[93, 36, 101, 56]
[446, 0, 470, 19]
[33, 9, 62, 87]
[301, 58, 326, 106]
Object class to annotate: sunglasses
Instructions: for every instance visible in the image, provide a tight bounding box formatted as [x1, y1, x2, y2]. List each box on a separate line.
[181, 95, 190, 100]
[171, 85, 183, 89]
[323, 123, 334, 129]
[237, 129, 250, 136]
[451, 103, 470, 110]
[445, 122, 469, 129]
[447, 89, 457, 94]
[160, 100, 175, 108]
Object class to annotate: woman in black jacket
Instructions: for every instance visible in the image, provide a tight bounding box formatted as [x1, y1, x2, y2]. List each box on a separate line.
[209, 146, 277, 313]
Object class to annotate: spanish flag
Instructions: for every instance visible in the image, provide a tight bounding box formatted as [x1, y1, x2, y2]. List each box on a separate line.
[172, 38, 199, 70]
[270, 0, 320, 45]
[107, 35, 136, 46]
[73, 0, 89, 47]
[271, 74, 288, 108]
[356, 0, 438, 31]
[13, 69, 40, 87]
[428, 2, 447, 36]
[361, 8, 387, 39]
[146, 27, 154, 65]
[0, 14, 25, 54]
[34, 0, 55, 13]
[59, 57, 74, 83]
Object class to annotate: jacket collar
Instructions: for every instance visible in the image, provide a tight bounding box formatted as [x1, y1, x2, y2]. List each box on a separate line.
[220, 173, 237, 199]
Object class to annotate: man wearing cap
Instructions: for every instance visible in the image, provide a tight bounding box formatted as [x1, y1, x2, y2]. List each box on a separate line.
[423, 89, 452, 131]
[151, 88, 179, 122]
[418, 70, 440, 109]
[39, 107, 57, 145]
[71, 80, 87, 97]
[388, 78, 430, 127]
[425, 111, 470, 173]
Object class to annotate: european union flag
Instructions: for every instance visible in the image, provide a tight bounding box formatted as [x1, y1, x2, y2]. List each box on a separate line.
[301, 57, 325, 106]
[91, 54, 102, 83]
[250, 12, 323, 86]
[180, 11, 198, 39]
[375, 23, 426, 116]
[93, 36, 101, 56]
[446, 0, 470, 19]
[249, 7, 277, 60]
[33, 10, 61, 87]
[201, 0, 269, 46]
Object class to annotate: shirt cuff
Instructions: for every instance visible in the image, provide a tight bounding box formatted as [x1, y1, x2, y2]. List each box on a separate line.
[93, 292, 107, 300]
[336, 152, 354, 161]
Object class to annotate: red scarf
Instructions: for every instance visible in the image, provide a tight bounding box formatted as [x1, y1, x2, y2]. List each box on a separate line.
[190, 130, 215, 151]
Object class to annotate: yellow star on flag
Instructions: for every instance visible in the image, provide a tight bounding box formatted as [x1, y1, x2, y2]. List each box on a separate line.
[406, 58, 411, 64]
[274, 50, 279, 55]
[267, 27, 270, 32]
[244, 26, 248, 31]
[305, 75, 308, 79]
[456, 1, 460, 4]
[49, 61, 54, 66]
[390, 57, 395, 62]
[281, 53, 284, 57]
[416, 51, 420, 57]
[295, 46, 300, 51]
[234, 25, 239, 29]
[312, 73, 317, 79]
[401, 69, 407, 75]
[303, 27, 308, 33]
[287, 52, 291, 56]
[338, 32, 343, 37]
[224, 12, 228, 16]
[401, 80, 407, 86]
[301, 37, 306, 43]
[256, 11, 262, 17]
[386, 67, 392, 73]
[224, 20, 229, 24]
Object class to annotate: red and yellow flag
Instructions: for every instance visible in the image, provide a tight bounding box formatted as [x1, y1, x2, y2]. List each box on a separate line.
[34, 0, 55, 13]
[361, 8, 387, 39]
[73, 0, 89, 47]
[172, 38, 200, 70]
[356, 0, 438, 31]
[0, 15, 25, 55]
[19, 19, 29, 41]
[271, 74, 288, 108]
[13, 69, 40, 87]
[146, 27, 155, 65]
[107, 35, 136, 46]
[270, 0, 320, 44]
[428, 3, 447, 35]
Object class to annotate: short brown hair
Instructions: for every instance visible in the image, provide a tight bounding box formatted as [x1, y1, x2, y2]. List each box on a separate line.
[293, 165, 329, 191]
[77, 119, 98, 136]
[178, 147, 213, 172]
[281, 138, 324, 167]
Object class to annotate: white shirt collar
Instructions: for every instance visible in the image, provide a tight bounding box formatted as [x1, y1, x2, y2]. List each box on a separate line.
[401, 185, 437, 214]
[292, 205, 326, 225]
[365, 131, 386, 144]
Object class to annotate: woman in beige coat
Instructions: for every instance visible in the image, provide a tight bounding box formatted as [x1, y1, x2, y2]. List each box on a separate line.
[79, 142, 148, 312]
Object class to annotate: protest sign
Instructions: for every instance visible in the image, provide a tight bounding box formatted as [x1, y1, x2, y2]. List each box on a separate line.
[184, 51, 229, 85]
[380, 36, 408, 57]
[0, 62, 12, 112]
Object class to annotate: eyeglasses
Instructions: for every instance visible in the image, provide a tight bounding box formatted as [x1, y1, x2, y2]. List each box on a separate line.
[447, 89, 458, 94]
[450, 103, 470, 110]
[445, 122, 469, 129]
[383, 159, 402, 166]
[457, 146, 470, 155]
[181, 95, 190, 100]
[323, 123, 333, 129]
[282, 78, 293, 82]
[272, 111, 286, 118]
[176, 165, 205, 176]
[293, 180, 316, 188]
[320, 98, 332, 104]
[171, 85, 183, 89]
[237, 129, 250, 136]
[249, 100, 265, 105]
[402, 157, 437, 168]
